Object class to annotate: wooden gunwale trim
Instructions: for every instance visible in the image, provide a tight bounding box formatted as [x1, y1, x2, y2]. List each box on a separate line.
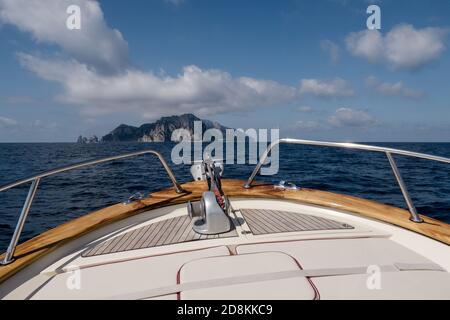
[0, 179, 449, 284]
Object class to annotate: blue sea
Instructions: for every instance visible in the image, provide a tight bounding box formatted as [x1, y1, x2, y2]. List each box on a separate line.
[1, 142, 450, 253]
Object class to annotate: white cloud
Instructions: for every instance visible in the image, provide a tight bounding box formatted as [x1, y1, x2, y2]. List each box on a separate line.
[0, 0, 129, 74]
[18, 53, 298, 118]
[385, 25, 448, 69]
[3, 0, 358, 120]
[328, 108, 376, 127]
[292, 107, 377, 132]
[365, 76, 424, 99]
[346, 24, 448, 70]
[320, 40, 340, 64]
[1, 0, 301, 119]
[299, 78, 354, 98]
[0, 116, 18, 127]
[346, 29, 384, 63]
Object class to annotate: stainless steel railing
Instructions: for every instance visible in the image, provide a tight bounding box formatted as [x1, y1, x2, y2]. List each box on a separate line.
[244, 138, 450, 223]
[0, 149, 185, 265]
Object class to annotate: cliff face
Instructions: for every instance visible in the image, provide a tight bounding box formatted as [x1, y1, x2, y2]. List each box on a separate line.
[101, 114, 227, 142]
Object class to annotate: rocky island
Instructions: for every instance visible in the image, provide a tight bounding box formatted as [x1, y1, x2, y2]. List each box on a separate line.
[77, 135, 99, 144]
[101, 114, 227, 142]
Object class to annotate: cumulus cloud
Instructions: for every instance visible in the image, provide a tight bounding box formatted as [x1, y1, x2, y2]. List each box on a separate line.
[0, 0, 129, 74]
[346, 30, 384, 63]
[0, 0, 302, 118]
[292, 107, 377, 132]
[18, 53, 297, 118]
[1, 0, 356, 120]
[0, 116, 18, 127]
[385, 25, 448, 69]
[365, 76, 424, 99]
[299, 78, 354, 98]
[328, 108, 376, 127]
[320, 40, 340, 64]
[346, 24, 448, 70]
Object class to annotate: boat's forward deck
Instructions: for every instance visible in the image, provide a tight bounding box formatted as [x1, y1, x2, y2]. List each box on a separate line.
[2, 196, 450, 300]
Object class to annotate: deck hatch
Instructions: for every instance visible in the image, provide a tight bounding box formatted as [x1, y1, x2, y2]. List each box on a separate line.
[240, 209, 353, 235]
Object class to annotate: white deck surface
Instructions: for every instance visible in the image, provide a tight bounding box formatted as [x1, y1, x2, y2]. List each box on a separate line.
[1, 199, 449, 300]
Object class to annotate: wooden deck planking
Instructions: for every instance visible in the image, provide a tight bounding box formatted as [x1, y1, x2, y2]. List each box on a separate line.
[134, 223, 158, 249]
[82, 209, 352, 257]
[82, 215, 238, 257]
[240, 209, 353, 235]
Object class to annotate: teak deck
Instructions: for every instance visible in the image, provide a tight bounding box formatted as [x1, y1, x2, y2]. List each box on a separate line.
[239, 209, 353, 235]
[82, 215, 238, 257]
[82, 208, 353, 257]
[1, 179, 449, 284]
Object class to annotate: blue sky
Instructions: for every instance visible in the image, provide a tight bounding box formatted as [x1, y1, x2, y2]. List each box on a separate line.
[0, 0, 449, 142]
